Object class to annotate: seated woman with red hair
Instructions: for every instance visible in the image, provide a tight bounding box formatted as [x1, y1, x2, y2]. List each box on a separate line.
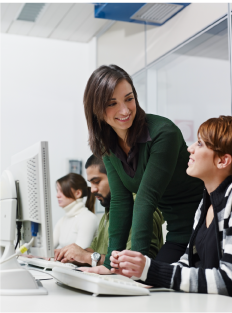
[110, 115, 232, 297]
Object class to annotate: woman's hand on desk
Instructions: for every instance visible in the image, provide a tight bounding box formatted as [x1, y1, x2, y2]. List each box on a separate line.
[78, 265, 111, 275]
[110, 250, 146, 278]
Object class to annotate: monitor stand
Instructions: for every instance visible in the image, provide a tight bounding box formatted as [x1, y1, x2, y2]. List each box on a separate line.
[0, 265, 48, 296]
[0, 199, 47, 296]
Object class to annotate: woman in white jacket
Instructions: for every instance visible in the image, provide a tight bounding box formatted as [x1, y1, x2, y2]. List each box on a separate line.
[53, 173, 98, 250]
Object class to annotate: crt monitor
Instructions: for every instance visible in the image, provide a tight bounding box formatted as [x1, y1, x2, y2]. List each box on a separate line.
[0, 141, 54, 295]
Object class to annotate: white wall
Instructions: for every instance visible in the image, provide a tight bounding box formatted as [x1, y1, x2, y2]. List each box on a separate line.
[97, 21, 145, 75]
[97, 3, 228, 75]
[1, 34, 96, 227]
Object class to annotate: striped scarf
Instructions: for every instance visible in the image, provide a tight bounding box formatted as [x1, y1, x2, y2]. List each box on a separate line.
[145, 175, 232, 297]
[171, 175, 232, 296]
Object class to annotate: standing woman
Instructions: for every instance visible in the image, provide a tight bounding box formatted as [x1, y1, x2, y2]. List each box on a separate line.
[82, 65, 203, 273]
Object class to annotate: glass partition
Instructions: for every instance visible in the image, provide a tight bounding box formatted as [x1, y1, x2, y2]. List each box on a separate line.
[132, 70, 147, 111]
[145, 17, 231, 146]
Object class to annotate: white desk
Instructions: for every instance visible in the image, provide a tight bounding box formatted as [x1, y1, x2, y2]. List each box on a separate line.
[1, 277, 232, 312]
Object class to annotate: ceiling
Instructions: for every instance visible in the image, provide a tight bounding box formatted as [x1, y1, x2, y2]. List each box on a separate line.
[1, 3, 112, 43]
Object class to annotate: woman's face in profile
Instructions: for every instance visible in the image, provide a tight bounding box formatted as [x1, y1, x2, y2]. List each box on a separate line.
[56, 183, 75, 208]
[186, 136, 216, 180]
[104, 79, 136, 134]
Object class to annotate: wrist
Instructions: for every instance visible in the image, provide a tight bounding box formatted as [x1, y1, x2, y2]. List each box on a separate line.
[98, 254, 105, 266]
[140, 256, 151, 281]
[82, 251, 92, 265]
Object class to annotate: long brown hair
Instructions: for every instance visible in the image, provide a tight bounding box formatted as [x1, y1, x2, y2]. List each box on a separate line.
[56, 173, 95, 213]
[83, 64, 146, 157]
[198, 115, 232, 160]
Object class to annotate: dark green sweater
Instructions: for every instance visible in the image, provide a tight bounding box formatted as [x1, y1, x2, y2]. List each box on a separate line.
[103, 114, 204, 269]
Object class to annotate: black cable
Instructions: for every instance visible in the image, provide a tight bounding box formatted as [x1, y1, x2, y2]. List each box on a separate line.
[15, 221, 22, 250]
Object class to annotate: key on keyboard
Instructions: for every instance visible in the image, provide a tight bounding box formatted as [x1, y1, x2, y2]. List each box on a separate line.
[18, 256, 78, 270]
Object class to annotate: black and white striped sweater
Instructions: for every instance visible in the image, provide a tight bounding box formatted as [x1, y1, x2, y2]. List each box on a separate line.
[145, 175, 232, 296]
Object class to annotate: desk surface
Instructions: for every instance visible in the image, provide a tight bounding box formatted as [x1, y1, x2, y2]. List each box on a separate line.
[1, 278, 232, 312]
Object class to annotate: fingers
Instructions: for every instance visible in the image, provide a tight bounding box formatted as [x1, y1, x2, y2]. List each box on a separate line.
[78, 267, 89, 272]
[111, 251, 120, 258]
[111, 268, 123, 275]
[114, 260, 139, 271]
[110, 259, 140, 271]
[78, 267, 99, 274]
[55, 244, 81, 262]
[62, 251, 76, 262]
[113, 254, 144, 267]
[110, 250, 125, 265]
[54, 249, 61, 261]
[56, 248, 67, 261]
[121, 268, 138, 277]
[78, 265, 111, 275]
[110, 255, 120, 265]
[110, 250, 146, 278]
[110, 261, 119, 268]
[111, 250, 142, 263]
[117, 250, 142, 258]
[111, 268, 125, 275]
[111, 267, 137, 278]
[60, 258, 69, 263]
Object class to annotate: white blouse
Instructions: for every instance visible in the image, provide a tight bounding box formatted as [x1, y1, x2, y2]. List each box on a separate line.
[53, 199, 98, 249]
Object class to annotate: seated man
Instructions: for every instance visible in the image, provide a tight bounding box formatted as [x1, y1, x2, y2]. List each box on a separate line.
[54, 155, 164, 267]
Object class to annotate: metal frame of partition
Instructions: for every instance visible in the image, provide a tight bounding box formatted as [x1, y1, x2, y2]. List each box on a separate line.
[133, 14, 227, 75]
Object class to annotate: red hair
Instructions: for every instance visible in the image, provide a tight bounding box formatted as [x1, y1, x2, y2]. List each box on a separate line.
[198, 116, 232, 159]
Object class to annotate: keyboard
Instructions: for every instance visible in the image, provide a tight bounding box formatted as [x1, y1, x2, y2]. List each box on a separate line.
[18, 256, 78, 270]
[52, 267, 150, 296]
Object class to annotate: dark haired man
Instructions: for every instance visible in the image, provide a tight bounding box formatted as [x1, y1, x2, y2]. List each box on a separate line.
[54, 155, 164, 267]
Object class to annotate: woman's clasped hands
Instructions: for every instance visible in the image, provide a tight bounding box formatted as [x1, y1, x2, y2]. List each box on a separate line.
[110, 250, 146, 278]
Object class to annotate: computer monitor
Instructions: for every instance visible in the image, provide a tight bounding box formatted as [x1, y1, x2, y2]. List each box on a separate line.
[0, 141, 54, 295]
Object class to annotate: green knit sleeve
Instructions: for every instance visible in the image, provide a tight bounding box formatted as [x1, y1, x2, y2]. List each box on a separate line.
[131, 123, 183, 255]
[120, 210, 164, 256]
[103, 155, 134, 269]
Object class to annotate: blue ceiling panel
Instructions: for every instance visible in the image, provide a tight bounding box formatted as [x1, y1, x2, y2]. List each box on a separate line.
[94, 3, 190, 26]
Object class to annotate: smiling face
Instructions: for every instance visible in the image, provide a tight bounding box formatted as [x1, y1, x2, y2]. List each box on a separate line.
[104, 79, 136, 137]
[187, 137, 216, 180]
[56, 183, 75, 208]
